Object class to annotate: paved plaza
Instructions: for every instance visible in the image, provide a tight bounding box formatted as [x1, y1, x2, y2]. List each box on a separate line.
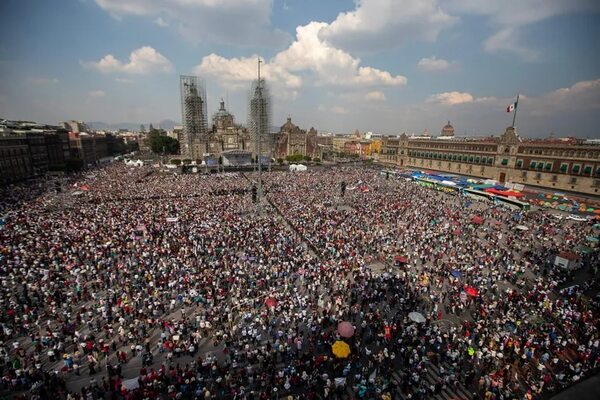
[0, 164, 598, 399]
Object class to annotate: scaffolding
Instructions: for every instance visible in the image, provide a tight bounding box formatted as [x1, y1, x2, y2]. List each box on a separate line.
[247, 59, 272, 210]
[180, 75, 208, 159]
[248, 76, 272, 165]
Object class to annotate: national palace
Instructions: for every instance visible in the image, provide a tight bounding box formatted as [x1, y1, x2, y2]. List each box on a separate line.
[380, 124, 600, 197]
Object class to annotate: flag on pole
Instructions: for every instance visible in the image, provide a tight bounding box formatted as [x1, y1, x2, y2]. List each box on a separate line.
[506, 98, 518, 113]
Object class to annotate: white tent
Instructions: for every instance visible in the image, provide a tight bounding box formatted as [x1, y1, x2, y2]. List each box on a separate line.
[289, 164, 307, 172]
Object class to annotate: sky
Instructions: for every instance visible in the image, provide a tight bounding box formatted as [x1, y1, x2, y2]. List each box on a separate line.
[1, 0, 599, 138]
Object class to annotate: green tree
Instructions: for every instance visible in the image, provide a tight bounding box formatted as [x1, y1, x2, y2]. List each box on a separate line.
[286, 154, 304, 163]
[303, 155, 312, 162]
[149, 132, 180, 154]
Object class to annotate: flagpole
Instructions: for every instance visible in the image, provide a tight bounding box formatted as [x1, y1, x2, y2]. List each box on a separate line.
[512, 94, 519, 128]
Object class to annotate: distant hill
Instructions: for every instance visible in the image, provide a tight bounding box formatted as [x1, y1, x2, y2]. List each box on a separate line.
[88, 119, 179, 131]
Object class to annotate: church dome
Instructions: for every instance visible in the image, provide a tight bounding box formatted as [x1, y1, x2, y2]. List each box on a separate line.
[441, 121, 455, 137]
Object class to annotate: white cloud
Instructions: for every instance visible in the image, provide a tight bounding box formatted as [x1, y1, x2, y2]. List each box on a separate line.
[446, 0, 600, 58]
[417, 56, 454, 71]
[483, 27, 539, 61]
[427, 91, 474, 105]
[155, 17, 169, 27]
[366, 91, 386, 102]
[195, 21, 406, 97]
[319, 0, 458, 52]
[84, 46, 173, 74]
[527, 79, 600, 116]
[195, 54, 302, 90]
[88, 90, 105, 97]
[94, 0, 289, 46]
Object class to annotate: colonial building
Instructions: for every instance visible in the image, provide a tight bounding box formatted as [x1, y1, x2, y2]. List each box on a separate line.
[380, 125, 600, 196]
[272, 117, 318, 159]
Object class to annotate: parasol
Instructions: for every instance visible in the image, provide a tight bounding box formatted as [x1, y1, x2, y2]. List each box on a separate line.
[465, 285, 479, 297]
[264, 297, 277, 308]
[516, 225, 529, 231]
[337, 321, 355, 338]
[451, 270, 462, 278]
[408, 311, 426, 323]
[331, 340, 351, 358]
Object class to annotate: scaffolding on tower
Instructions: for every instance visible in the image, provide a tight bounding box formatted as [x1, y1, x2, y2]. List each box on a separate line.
[180, 75, 208, 159]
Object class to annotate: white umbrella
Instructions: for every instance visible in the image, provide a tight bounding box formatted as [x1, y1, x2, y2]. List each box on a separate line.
[408, 311, 426, 323]
[516, 225, 529, 231]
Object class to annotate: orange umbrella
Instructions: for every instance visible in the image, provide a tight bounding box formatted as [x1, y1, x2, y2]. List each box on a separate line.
[331, 340, 351, 358]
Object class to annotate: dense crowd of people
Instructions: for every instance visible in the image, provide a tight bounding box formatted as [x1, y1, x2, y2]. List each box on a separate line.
[0, 163, 598, 400]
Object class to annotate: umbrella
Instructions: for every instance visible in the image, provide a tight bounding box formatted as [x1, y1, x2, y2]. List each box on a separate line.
[587, 236, 599, 243]
[331, 340, 351, 358]
[592, 224, 600, 229]
[408, 311, 426, 323]
[471, 215, 484, 225]
[337, 321, 355, 338]
[465, 285, 479, 297]
[451, 270, 462, 278]
[504, 321, 517, 333]
[394, 255, 408, 264]
[264, 297, 277, 308]
[516, 225, 529, 231]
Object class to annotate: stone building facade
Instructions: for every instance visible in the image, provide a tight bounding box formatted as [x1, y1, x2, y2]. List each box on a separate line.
[380, 126, 600, 196]
[273, 117, 318, 159]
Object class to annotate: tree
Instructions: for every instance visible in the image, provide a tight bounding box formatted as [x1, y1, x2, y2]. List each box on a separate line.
[303, 155, 312, 162]
[286, 154, 304, 163]
[149, 132, 180, 154]
[140, 124, 146, 133]
[277, 158, 284, 165]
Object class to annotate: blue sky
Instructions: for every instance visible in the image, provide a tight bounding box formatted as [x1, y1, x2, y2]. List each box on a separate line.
[1, 0, 599, 137]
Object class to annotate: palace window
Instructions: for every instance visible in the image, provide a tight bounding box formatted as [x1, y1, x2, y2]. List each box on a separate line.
[537, 162, 544, 170]
[487, 157, 493, 165]
[596, 167, 600, 176]
[530, 161, 537, 169]
[583, 165, 592, 175]
[516, 159, 523, 168]
[468, 155, 474, 162]
[545, 162, 553, 171]
[560, 163, 568, 173]
[570, 177, 577, 184]
[501, 158, 508, 166]
[572, 164, 581, 174]
[475, 156, 481, 163]
[536, 173, 542, 180]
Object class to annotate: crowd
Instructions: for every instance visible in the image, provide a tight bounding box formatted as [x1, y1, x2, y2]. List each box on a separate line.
[0, 163, 598, 400]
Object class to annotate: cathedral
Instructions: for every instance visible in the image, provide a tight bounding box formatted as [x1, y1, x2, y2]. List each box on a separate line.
[273, 117, 318, 159]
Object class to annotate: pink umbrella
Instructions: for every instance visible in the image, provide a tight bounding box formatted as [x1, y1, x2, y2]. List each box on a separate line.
[338, 321, 355, 338]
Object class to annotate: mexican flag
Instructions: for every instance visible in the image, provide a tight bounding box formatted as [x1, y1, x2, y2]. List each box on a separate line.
[506, 98, 518, 113]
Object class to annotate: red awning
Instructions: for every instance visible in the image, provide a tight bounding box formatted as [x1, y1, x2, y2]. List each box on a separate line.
[394, 255, 408, 264]
[484, 188, 524, 198]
